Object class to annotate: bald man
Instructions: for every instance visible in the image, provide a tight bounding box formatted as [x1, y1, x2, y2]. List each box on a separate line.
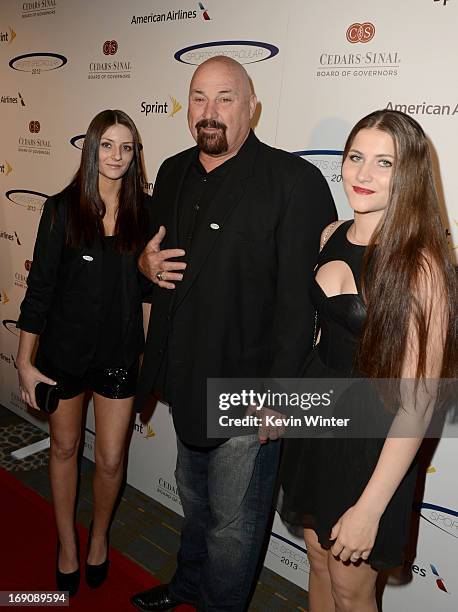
[131, 57, 336, 611]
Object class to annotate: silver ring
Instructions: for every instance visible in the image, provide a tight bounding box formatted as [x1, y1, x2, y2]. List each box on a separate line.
[156, 271, 164, 281]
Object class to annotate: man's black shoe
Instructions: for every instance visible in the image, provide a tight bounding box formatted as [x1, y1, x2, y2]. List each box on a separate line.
[130, 584, 183, 611]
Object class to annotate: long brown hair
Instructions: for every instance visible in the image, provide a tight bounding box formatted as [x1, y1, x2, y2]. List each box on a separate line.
[66, 109, 147, 252]
[343, 109, 456, 380]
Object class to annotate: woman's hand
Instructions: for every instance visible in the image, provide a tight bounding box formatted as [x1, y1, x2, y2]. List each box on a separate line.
[17, 362, 56, 411]
[330, 504, 381, 563]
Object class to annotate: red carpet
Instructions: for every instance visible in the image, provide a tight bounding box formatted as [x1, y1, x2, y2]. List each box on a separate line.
[0, 467, 195, 610]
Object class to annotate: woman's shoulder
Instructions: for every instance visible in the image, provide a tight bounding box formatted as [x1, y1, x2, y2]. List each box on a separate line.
[319, 219, 349, 251]
[44, 185, 76, 210]
[40, 186, 77, 228]
[141, 192, 154, 206]
[140, 192, 155, 225]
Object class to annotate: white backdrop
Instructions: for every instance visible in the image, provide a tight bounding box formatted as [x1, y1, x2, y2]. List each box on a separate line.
[1, 1, 456, 609]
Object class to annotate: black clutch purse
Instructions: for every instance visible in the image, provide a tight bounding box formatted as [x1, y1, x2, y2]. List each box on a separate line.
[35, 382, 61, 414]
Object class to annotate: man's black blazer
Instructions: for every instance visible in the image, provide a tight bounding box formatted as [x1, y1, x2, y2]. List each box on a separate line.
[18, 189, 152, 375]
[135, 131, 336, 445]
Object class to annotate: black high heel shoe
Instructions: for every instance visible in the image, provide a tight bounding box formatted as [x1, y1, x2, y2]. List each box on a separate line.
[56, 530, 80, 597]
[85, 521, 110, 588]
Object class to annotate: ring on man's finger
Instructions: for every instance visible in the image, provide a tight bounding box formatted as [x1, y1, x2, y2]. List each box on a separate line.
[156, 271, 164, 281]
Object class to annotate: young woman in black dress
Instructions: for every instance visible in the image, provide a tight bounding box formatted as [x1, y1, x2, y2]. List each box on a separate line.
[16, 110, 152, 596]
[279, 110, 456, 612]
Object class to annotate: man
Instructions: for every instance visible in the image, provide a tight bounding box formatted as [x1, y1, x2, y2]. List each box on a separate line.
[131, 56, 336, 611]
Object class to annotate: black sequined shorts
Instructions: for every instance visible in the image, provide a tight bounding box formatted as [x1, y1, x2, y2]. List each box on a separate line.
[35, 353, 139, 400]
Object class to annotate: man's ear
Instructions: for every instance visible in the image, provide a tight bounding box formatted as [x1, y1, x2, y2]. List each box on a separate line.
[249, 94, 257, 120]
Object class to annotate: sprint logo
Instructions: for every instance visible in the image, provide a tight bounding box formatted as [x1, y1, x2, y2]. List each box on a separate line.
[0, 27, 16, 43]
[144, 424, 156, 439]
[169, 96, 182, 118]
[133, 421, 156, 439]
[0, 162, 13, 175]
[140, 96, 182, 118]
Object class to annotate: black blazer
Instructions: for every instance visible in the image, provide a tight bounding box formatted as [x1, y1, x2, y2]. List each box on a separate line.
[135, 131, 336, 445]
[17, 190, 152, 375]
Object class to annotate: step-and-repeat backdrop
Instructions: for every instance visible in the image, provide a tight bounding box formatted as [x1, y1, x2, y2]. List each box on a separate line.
[1, 1, 456, 609]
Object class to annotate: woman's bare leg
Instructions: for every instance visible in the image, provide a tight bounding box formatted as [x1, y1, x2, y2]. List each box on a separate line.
[88, 393, 133, 564]
[304, 528, 335, 612]
[49, 393, 85, 572]
[328, 552, 378, 612]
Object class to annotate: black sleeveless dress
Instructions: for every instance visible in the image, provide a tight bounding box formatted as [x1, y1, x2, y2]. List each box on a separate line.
[278, 220, 418, 570]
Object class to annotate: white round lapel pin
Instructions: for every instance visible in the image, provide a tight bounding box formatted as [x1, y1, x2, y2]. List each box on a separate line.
[82, 255, 94, 261]
[210, 223, 220, 230]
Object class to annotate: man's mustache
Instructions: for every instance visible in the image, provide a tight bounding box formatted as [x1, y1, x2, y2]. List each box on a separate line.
[195, 119, 227, 131]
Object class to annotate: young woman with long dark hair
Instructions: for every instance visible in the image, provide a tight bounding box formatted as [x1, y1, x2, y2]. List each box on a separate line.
[17, 109, 152, 596]
[279, 109, 456, 612]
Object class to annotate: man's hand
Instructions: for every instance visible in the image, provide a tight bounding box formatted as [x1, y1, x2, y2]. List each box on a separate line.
[246, 405, 286, 444]
[257, 407, 286, 444]
[138, 226, 187, 289]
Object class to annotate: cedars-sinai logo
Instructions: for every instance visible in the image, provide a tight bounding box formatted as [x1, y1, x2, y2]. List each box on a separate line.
[88, 41, 131, 80]
[103, 40, 118, 56]
[22, 0, 56, 19]
[18, 121, 50, 155]
[346, 22, 375, 44]
[29, 120, 40, 133]
[14, 260, 30, 290]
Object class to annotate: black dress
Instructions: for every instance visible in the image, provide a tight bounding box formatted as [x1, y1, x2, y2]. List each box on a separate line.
[278, 220, 418, 570]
